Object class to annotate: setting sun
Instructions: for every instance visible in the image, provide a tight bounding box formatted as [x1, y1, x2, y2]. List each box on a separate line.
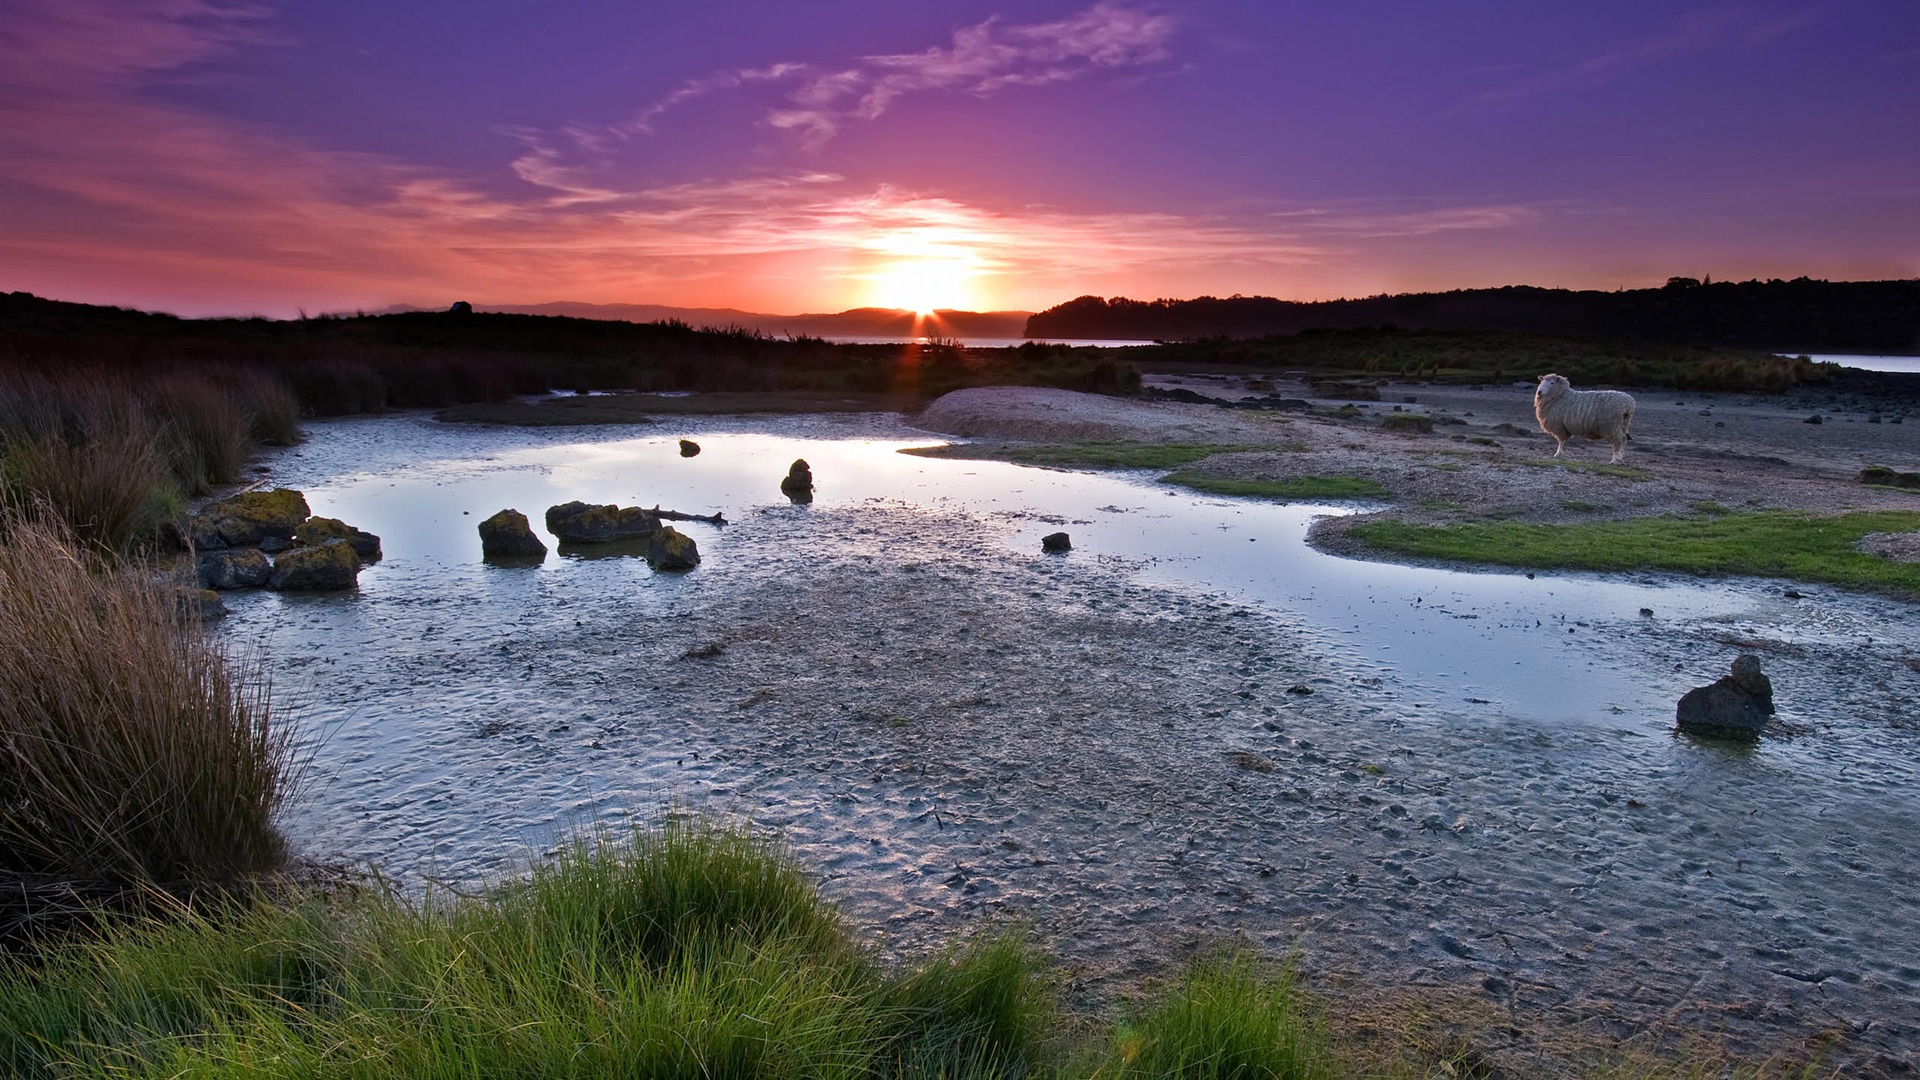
[864, 258, 979, 314]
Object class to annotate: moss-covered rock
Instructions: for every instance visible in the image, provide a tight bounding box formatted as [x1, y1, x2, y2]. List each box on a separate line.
[268, 539, 360, 591]
[781, 459, 814, 502]
[295, 516, 382, 561]
[197, 547, 270, 590]
[645, 525, 700, 571]
[1381, 413, 1434, 434]
[479, 508, 547, 559]
[190, 488, 311, 549]
[1857, 466, 1920, 490]
[545, 501, 661, 543]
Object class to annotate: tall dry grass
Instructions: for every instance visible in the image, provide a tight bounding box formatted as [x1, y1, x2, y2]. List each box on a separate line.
[0, 375, 168, 555]
[0, 511, 300, 889]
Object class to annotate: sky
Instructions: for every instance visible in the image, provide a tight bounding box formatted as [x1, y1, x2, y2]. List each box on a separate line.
[1, 0, 1916, 318]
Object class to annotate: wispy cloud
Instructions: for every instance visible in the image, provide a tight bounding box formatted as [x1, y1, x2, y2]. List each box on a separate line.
[1460, 6, 1821, 111]
[611, 1, 1178, 150]
[0, 0, 274, 92]
[0, 0, 1536, 314]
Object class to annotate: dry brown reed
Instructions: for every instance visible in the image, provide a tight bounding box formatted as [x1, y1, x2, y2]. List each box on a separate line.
[0, 372, 168, 554]
[0, 511, 299, 893]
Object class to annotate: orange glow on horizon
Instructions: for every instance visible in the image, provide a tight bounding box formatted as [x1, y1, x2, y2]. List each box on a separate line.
[861, 256, 981, 314]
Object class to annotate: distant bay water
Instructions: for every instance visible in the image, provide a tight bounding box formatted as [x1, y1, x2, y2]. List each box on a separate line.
[1788, 353, 1920, 374]
[824, 335, 1155, 348]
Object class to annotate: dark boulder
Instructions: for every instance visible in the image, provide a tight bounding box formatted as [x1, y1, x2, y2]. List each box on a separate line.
[781, 459, 814, 502]
[189, 488, 311, 549]
[197, 547, 271, 590]
[1857, 465, 1920, 489]
[268, 539, 361, 591]
[479, 509, 547, 559]
[295, 516, 382, 562]
[1041, 531, 1072, 554]
[545, 501, 661, 543]
[1381, 413, 1434, 434]
[679, 439, 701, 457]
[646, 525, 700, 571]
[1676, 653, 1776, 737]
[449, 300, 473, 314]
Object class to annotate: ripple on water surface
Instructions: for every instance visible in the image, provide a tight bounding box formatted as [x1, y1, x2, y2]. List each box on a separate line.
[234, 411, 1920, 1067]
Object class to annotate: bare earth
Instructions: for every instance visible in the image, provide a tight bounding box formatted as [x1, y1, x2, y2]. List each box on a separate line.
[913, 377, 1920, 565]
[265, 384, 1920, 1076]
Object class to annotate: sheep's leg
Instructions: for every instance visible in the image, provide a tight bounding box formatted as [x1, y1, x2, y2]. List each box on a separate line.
[1608, 439, 1626, 464]
[1552, 438, 1566, 457]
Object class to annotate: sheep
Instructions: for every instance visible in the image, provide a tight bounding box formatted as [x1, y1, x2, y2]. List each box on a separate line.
[1534, 373, 1636, 463]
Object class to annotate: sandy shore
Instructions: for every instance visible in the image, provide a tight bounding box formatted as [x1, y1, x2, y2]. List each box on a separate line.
[913, 377, 1920, 569]
[259, 393, 1920, 1076]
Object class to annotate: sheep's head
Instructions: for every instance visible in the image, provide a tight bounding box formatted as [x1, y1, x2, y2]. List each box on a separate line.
[1535, 373, 1570, 403]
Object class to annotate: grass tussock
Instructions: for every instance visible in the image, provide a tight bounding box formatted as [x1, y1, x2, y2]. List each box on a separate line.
[1162, 472, 1390, 501]
[1350, 508, 1920, 594]
[0, 366, 303, 554]
[0, 818, 1838, 1079]
[0, 822, 1063, 1079]
[0, 512, 298, 895]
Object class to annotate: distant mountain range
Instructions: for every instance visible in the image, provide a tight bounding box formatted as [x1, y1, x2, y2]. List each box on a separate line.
[1025, 278, 1920, 354]
[381, 301, 1032, 339]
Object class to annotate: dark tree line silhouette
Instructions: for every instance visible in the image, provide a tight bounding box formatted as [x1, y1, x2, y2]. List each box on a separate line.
[1025, 278, 1920, 354]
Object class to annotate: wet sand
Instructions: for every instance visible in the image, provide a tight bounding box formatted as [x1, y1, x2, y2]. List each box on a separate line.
[248, 390, 1920, 1076]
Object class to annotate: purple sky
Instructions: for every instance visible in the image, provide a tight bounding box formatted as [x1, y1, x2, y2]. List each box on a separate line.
[2, 0, 1915, 317]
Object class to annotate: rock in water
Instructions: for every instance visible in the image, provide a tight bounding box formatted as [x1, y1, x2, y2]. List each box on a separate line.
[679, 439, 701, 457]
[268, 539, 361, 591]
[294, 516, 382, 562]
[478, 509, 547, 558]
[544, 501, 661, 543]
[1041, 531, 1072, 553]
[646, 525, 700, 571]
[1676, 653, 1775, 737]
[781, 459, 814, 502]
[197, 547, 271, 590]
[189, 488, 311, 549]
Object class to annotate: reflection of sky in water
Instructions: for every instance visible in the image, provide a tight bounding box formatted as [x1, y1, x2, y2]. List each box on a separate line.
[271, 417, 1889, 732]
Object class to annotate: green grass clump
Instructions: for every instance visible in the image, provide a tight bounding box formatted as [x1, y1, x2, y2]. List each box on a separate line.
[1350, 509, 1920, 594]
[1095, 952, 1336, 1079]
[0, 512, 297, 894]
[1163, 472, 1389, 501]
[0, 821, 1056, 1080]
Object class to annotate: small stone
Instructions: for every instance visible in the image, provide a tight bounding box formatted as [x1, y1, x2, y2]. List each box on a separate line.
[679, 439, 701, 457]
[294, 516, 382, 562]
[197, 547, 270, 590]
[646, 526, 700, 571]
[781, 459, 814, 502]
[479, 509, 547, 559]
[1804, 415, 1823, 425]
[545, 501, 661, 543]
[1041, 531, 1072, 553]
[268, 539, 361, 591]
[1676, 653, 1775, 737]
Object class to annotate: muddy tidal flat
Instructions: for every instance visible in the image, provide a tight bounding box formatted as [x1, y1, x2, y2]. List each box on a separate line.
[235, 387, 1920, 1075]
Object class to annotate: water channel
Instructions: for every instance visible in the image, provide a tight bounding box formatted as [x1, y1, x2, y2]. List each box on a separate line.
[225, 409, 1920, 1061]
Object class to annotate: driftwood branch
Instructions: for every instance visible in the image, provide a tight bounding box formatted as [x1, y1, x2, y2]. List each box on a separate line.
[650, 506, 726, 525]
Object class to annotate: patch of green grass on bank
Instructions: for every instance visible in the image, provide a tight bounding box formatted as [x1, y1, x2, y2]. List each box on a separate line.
[0, 817, 1842, 1079]
[1349, 509, 1920, 594]
[1163, 472, 1390, 501]
[0, 820, 1345, 1080]
[902, 441, 1248, 470]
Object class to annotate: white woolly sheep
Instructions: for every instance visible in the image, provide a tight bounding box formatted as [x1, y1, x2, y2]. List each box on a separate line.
[1534, 373, 1636, 463]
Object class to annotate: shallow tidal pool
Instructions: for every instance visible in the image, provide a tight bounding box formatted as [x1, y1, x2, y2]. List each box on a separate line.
[228, 409, 1920, 1065]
